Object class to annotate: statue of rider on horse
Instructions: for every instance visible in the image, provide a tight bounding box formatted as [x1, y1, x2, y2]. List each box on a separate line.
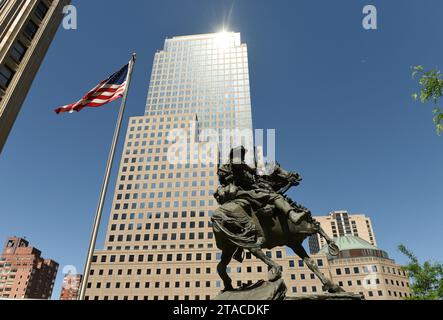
[212, 146, 344, 294]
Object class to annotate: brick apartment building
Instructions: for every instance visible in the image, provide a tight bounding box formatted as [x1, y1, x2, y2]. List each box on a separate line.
[0, 237, 58, 299]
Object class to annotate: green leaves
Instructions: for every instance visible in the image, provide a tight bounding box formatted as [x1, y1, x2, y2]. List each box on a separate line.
[398, 244, 443, 300]
[411, 65, 443, 135]
[433, 108, 443, 134]
[411, 65, 424, 80]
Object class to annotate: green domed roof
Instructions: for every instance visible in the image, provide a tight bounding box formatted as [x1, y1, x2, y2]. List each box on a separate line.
[319, 236, 379, 254]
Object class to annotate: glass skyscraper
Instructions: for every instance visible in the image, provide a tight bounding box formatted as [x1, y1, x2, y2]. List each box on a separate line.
[146, 32, 252, 131]
[146, 32, 255, 165]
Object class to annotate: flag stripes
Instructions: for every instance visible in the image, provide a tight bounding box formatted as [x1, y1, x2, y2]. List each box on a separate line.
[55, 64, 129, 114]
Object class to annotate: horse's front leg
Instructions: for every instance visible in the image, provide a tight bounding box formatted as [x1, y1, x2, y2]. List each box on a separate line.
[217, 247, 236, 291]
[249, 247, 282, 282]
[290, 244, 345, 293]
[317, 226, 340, 257]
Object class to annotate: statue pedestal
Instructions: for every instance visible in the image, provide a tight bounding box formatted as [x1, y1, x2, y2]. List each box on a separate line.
[213, 279, 287, 300]
[286, 293, 364, 300]
[213, 279, 364, 301]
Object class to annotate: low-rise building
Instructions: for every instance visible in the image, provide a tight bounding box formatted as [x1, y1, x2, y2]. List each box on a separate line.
[0, 237, 58, 299]
[60, 273, 82, 300]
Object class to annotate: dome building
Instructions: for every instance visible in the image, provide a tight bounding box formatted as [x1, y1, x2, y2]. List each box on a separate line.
[319, 236, 388, 259]
[283, 236, 411, 300]
[315, 236, 411, 299]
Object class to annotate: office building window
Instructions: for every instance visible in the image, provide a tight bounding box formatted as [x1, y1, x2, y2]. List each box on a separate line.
[24, 20, 38, 40]
[35, 1, 49, 21]
[0, 65, 14, 89]
[10, 42, 27, 63]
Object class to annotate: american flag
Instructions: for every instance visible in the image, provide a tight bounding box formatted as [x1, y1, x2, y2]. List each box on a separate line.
[55, 64, 129, 114]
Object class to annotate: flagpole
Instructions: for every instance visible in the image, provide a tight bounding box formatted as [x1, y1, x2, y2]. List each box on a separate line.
[78, 53, 137, 300]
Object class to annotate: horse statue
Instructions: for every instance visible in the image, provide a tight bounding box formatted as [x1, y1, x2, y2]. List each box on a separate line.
[211, 159, 344, 294]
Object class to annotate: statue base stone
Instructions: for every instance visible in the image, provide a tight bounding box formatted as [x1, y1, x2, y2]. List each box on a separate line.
[213, 280, 364, 301]
[213, 279, 287, 300]
[286, 293, 364, 301]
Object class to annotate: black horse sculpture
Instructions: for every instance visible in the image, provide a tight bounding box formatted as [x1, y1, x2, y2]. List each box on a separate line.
[212, 164, 344, 293]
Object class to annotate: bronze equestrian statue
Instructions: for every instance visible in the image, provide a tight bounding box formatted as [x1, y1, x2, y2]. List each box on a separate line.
[212, 147, 344, 293]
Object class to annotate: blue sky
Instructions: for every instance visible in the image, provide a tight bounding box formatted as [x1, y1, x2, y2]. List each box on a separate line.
[0, 0, 442, 299]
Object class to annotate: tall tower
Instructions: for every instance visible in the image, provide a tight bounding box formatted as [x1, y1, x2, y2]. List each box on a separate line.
[84, 32, 273, 301]
[0, 0, 71, 153]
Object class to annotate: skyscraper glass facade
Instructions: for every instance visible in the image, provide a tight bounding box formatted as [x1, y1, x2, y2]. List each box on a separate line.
[145, 33, 252, 131]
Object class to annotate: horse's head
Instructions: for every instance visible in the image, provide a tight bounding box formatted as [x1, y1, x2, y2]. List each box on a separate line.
[258, 162, 301, 193]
